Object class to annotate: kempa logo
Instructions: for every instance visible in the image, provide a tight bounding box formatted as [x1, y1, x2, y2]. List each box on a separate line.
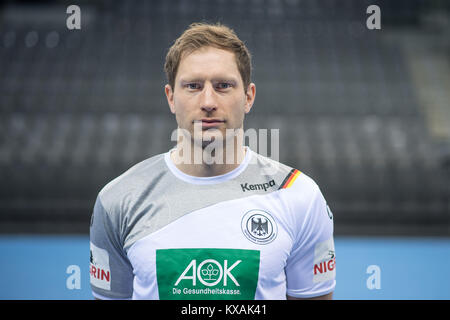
[241, 179, 275, 192]
[175, 259, 241, 287]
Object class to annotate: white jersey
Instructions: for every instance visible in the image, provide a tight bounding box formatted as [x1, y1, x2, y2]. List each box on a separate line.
[89, 147, 336, 300]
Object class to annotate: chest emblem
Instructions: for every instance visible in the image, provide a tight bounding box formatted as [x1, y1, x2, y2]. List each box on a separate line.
[241, 209, 278, 245]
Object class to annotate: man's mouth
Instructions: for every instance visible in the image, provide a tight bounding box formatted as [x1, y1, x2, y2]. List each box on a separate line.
[195, 119, 225, 129]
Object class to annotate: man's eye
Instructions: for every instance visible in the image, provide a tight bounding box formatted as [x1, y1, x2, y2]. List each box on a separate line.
[186, 83, 200, 90]
[217, 83, 232, 89]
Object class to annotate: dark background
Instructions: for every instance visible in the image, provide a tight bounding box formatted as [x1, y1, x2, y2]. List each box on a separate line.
[0, 0, 449, 236]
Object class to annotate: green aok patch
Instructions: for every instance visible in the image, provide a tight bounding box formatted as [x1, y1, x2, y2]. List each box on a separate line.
[156, 248, 260, 300]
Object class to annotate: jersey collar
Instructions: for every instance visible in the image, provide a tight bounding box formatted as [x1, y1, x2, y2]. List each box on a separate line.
[164, 146, 252, 185]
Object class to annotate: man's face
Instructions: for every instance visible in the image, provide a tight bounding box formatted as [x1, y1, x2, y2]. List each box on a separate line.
[165, 46, 255, 146]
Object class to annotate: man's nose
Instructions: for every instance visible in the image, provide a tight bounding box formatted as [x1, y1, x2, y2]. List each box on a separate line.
[200, 83, 217, 113]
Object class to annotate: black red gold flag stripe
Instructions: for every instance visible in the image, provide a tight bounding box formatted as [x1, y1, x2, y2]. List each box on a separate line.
[278, 169, 301, 189]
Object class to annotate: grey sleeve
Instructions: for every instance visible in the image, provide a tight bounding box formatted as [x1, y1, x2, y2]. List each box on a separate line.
[89, 196, 134, 299]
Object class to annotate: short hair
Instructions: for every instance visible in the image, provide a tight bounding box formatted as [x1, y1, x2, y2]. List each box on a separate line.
[164, 22, 252, 92]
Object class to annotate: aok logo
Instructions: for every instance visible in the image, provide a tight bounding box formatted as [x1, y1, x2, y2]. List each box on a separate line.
[156, 248, 260, 299]
[175, 259, 241, 287]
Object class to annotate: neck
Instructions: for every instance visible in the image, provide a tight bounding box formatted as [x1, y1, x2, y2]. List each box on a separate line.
[170, 137, 247, 177]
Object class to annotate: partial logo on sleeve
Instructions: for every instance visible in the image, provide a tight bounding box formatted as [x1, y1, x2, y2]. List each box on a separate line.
[313, 238, 336, 283]
[90, 242, 111, 290]
[326, 204, 333, 220]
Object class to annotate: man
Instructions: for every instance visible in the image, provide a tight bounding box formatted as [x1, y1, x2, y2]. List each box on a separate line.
[90, 22, 335, 300]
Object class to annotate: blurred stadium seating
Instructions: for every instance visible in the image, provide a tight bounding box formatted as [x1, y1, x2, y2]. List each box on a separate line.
[0, 0, 449, 235]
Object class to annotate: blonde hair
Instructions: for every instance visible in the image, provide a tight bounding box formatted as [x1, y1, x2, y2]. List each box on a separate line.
[164, 22, 252, 91]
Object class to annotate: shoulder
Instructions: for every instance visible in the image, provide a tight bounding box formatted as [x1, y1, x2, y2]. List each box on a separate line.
[97, 152, 168, 215]
[254, 152, 325, 217]
[250, 151, 321, 197]
[285, 170, 321, 200]
[250, 153, 330, 237]
[248, 151, 296, 187]
[280, 171, 324, 226]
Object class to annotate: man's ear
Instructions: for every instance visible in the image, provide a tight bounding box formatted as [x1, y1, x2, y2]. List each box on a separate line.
[165, 84, 176, 114]
[244, 83, 256, 114]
